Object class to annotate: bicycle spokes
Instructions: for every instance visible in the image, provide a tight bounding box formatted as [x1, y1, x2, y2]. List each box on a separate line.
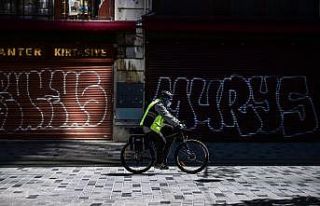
[179, 146, 204, 165]
[121, 142, 155, 174]
[175, 140, 209, 174]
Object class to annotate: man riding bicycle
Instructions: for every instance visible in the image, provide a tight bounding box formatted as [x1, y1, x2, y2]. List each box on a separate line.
[140, 90, 185, 170]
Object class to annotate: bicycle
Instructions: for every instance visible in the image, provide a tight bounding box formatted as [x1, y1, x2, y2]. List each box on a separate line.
[121, 128, 209, 174]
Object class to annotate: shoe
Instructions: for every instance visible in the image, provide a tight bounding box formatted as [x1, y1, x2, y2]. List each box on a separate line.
[154, 163, 169, 170]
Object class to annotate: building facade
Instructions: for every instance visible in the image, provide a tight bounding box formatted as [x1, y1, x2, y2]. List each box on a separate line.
[1, 0, 320, 141]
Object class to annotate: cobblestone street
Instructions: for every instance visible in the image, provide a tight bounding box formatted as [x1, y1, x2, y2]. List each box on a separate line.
[1, 166, 320, 205]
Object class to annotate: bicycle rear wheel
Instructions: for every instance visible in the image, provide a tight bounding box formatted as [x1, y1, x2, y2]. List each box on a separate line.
[175, 140, 209, 174]
[121, 142, 155, 174]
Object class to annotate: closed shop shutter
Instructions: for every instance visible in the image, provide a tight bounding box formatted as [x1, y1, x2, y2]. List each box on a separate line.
[0, 20, 139, 140]
[145, 37, 320, 140]
[0, 65, 113, 139]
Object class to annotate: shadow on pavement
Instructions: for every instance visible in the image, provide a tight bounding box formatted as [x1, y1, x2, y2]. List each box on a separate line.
[200, 166, 242, 178]
[205, 142, 320, 166]
[230, 196, 320, 206]
[2, 140, 320, 166]
[103, 173, 133, 177]
[0, 140, 124, 165]
[194, 178, 223, 183]
[103, 172, 189, 176]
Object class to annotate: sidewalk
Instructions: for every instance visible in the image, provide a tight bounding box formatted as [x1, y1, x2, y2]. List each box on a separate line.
[0, 140, 124, 165]
[0, 166, 320, 205]
[1, 140, 320, 166]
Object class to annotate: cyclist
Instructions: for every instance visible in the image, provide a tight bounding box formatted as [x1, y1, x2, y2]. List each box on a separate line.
[140, 90, 185, 170]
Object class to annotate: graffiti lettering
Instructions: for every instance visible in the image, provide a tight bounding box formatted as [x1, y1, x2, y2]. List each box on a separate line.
[0, 69, 109, 131]
[154, 75, 319, 137]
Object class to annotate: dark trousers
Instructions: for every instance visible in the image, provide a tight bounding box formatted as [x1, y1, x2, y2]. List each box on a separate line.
[151, 124, 178, 164]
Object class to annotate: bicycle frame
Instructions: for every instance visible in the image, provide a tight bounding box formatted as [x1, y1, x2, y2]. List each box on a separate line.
[129, 129, 193, 157]
[177, 129, 191, 143]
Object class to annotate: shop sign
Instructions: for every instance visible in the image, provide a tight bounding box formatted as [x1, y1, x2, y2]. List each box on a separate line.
[0, 47, 112, 58]
[0, 48, 42, 57]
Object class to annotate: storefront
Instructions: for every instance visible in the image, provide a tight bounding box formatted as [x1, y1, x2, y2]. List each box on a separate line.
[144, 16, 320, 140]
[0, 20, 135, 139]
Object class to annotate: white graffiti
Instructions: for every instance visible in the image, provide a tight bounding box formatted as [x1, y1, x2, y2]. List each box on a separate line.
[154, 75, 319, 137]
[0, 69, 110, 131]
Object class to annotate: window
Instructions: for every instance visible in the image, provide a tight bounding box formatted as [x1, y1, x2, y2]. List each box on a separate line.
[61, 0, 114, 20]
[0, 0, 53, 18]
[0, 0, 113, 20]
[0, 0, 16, 15]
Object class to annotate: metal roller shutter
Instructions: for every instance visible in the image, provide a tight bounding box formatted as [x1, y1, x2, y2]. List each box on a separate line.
[0, 66, 113, 139]
[145, 38, 320, 140]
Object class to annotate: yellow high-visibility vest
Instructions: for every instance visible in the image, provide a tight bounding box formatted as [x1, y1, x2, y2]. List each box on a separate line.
[140, 99, 165, 134]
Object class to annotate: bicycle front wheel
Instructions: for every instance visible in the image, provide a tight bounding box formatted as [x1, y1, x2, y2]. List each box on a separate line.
[175, 140, 209, 174]
[121, 142, 155, 174]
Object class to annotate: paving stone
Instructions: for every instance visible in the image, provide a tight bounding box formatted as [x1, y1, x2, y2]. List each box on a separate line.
[0, 166, 320, 205]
